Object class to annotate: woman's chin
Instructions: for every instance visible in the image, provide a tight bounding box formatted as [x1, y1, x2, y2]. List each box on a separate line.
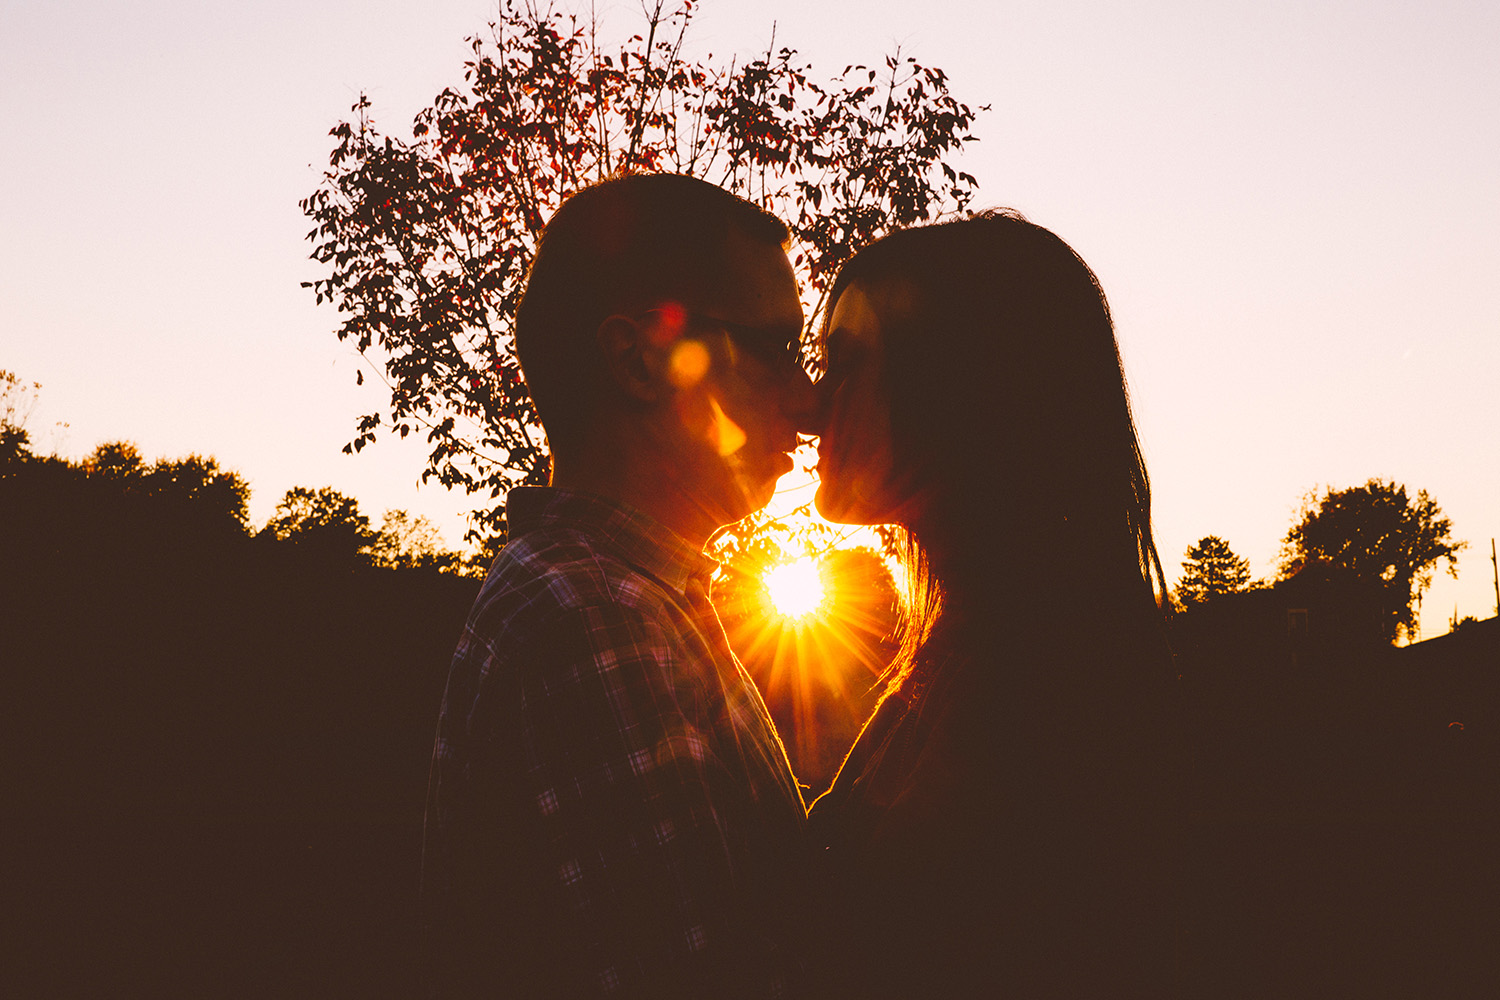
[814, 481, 871, 526]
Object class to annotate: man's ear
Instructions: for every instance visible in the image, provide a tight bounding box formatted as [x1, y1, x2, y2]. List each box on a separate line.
[597, 314, 668, 403]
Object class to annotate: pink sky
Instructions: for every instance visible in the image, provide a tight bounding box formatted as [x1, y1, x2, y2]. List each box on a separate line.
[2, 0, 1496, 637]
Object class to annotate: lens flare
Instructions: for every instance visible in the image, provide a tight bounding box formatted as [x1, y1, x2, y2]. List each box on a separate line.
[649, 301, 688, 346]
[668, 340, 710, 387]
[706, 396, 746, 456]
[764, 558, 827, 620]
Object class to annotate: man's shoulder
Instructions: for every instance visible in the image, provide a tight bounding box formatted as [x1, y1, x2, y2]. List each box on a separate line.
[467, 521, 684, 642]
[443, 521, 712, 737]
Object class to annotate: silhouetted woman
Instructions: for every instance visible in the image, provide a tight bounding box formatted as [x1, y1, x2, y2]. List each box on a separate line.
[808, 210, 1182, 998]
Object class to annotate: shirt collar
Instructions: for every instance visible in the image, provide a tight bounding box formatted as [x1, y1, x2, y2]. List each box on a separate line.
[506, 486, 718, 595]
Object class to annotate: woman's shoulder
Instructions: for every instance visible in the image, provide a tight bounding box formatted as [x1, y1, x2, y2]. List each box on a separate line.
[809, 651, 966, 834]
[809, 685, 912, 820]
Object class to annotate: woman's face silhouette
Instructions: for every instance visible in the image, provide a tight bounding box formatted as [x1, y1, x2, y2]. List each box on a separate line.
[814, 281, 905, 525]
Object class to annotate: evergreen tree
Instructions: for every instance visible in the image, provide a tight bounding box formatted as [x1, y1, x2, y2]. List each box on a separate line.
[1177, 535, 1253, 606]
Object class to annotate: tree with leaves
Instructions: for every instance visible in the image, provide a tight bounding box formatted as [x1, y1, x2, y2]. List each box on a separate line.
[1, 369, 42, 466]
[84, 440, 147, 480]
[260, 486, 377, 565]
[369, 508, 461, 571]
[143, 455, 252, 530]
[301, 0, 981, 546]
[79, 440, 251, 530]
[1279, 478, 1464, 643]
[1176, 535, 1253, 607]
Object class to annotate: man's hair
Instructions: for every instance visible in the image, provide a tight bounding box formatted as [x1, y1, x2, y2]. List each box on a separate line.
[516, 174, 788, 461]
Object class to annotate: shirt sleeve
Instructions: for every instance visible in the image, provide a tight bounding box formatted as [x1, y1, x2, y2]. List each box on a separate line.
[502, 598, 791, 998]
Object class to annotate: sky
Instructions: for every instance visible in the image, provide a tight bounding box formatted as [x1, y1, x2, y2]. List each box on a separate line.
[2, 0, 1496, 639]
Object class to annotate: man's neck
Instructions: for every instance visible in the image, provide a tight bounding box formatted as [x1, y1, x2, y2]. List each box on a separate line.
[551, 460, 722, 552]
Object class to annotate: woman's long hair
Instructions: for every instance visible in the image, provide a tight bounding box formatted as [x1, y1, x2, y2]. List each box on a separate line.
[826, 210, 1169, 694]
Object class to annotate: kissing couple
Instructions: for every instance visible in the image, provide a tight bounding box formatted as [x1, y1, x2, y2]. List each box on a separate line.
[423, 173, 1181, 999]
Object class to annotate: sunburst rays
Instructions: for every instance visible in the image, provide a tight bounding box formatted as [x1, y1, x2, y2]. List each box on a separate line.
[719, 547, 899, 791]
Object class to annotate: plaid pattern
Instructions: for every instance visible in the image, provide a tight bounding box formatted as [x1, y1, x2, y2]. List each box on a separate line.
[422, 488, 806, 999]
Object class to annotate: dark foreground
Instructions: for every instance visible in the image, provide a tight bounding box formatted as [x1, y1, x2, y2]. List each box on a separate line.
[3, 492, 1497, 997]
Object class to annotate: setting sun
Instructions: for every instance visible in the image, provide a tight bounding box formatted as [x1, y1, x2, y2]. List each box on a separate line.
[764, 558, 827, 620]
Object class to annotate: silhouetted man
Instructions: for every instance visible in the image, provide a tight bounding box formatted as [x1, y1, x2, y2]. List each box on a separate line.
[422, 175, 815, 998]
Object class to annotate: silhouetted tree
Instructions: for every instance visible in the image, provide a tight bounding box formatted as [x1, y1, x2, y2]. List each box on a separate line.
[1, 369, 40, 466]
[1176, 535, 1253, 607]
[1279, 478, 1464, 643]
[145, 455, 251, 528]
[261, 486, 377, 565]
[85, 440, 148, 480]
[1, 423, 30, 468]
[1, 368, 39, 423]
[77, 441, 251, 532]
[301, 0, 982, 544]
[369, 508, 461, 571]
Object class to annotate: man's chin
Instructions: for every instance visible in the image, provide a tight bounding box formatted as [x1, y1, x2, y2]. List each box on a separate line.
[723, 472, 781, 523]
[741, 454, 792, 501]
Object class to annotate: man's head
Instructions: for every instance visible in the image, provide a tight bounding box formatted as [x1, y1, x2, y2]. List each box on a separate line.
[516, 174, 813, 534]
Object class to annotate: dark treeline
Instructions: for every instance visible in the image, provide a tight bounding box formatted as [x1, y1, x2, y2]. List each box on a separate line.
[4, 435, 1498, 997]
[3, 444, 478, 998]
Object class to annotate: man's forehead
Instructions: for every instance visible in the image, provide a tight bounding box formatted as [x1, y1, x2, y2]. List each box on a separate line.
[702, 228, 803, 328]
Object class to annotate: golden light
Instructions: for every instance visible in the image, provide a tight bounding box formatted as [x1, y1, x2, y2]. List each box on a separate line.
[706, 396, 746, 456]
[668, 339, 710, 387]
[723, 539, 901, 791]
[764, 558, 827, 621]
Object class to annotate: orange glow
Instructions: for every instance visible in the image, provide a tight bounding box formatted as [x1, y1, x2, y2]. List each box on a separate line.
[668, 340, 710, 387]
[722, 544, 899, 791]
[706, 396, 746, 456]
[764, 558, 827, 620]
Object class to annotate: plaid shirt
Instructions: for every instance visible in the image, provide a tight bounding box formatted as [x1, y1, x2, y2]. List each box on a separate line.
[422, 488, 807, 999]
